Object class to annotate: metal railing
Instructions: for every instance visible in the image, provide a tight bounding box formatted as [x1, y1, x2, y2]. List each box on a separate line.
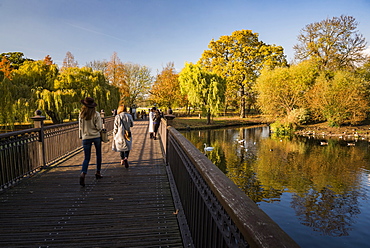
[159, 118, 300, 248]
[0, 113, 114, 191]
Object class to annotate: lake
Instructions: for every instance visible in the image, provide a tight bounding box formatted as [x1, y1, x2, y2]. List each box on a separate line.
[181, 126, 370, 248]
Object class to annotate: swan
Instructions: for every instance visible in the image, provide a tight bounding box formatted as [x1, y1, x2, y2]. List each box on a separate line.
[204, 143, 214, 151]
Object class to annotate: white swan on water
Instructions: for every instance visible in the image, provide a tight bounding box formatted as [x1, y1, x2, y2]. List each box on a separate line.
[204, 143, 214, 151]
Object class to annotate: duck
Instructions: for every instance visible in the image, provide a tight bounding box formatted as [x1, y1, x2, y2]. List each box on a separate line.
[204, 143, 214, 151]
[320, 141, 328, 146]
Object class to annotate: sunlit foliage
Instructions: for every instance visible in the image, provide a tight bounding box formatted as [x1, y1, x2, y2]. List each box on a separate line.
[294, 15, 368, 70]
[149, 62, 184, 109]
[198, 29, 287, 118]
[179, 63, 226, 124]
[306, 70, 368, 126]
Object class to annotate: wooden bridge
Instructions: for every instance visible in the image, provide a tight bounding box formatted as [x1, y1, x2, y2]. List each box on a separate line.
[0, 116, 300, 248]
[0, 120, 183, 247]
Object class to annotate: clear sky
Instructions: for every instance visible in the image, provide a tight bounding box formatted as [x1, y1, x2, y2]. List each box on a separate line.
[1, 0, 369, 75]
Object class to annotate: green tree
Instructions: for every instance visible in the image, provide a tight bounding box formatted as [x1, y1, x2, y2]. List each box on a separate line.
[0, 52, 32, 69]
[149, 62, 183, 109]
[55, 66, 120, 120]
[293, 15, 368, 70]
[179, 63, 226, 124]
[11, 58, 59, 122]
[198, 29, 287, 118]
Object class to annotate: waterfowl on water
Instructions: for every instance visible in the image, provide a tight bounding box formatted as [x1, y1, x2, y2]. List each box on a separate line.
[204, 143, 214, 151]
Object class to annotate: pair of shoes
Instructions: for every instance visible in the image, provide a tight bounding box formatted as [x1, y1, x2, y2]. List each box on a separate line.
[95, 173, 103, 179]
[124, 158, 129, 168]
[79, 173, 86, 187]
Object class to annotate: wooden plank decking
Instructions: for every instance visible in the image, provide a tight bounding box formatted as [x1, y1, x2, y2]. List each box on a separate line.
[0, 120, 183, 247]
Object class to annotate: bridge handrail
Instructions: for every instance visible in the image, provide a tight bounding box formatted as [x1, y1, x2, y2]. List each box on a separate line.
[159, 119, 299, 248]
[0, 116, 114, 191]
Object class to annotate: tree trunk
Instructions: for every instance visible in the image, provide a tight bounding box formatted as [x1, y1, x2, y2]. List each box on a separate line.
[46, 110, 62, 124]
[206, 110, 211, 125]
[240, 87, 246, 118]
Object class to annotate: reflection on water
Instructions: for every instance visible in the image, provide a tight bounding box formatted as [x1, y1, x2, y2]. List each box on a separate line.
[181, 126, 370, 248]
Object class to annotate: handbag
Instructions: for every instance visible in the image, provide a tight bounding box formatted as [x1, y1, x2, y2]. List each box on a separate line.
[124, 130, 131, 141]
[101, 128, 109, 143]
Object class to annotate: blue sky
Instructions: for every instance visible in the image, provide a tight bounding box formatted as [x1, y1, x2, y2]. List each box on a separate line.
[1, 0, 369, 75]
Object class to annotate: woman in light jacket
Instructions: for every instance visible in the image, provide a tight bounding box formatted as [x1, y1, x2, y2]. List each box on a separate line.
[78, 97, 103, 187]
[112, 104, 134, 168]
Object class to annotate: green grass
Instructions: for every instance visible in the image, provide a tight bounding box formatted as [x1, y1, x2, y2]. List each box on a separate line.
[169, 115, 267, 130]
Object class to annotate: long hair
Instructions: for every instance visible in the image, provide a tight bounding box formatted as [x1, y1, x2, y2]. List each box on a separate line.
[117, 105, 127, 115]
[80, 105, 96, 120]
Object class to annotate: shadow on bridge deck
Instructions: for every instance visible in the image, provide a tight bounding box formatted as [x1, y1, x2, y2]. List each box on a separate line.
[0, 120, 183, 247]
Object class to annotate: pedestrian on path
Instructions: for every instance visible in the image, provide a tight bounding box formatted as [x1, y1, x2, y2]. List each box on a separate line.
[148, 107, 156, 139]
[78, 97, 103, 187]
[153, 108, 162, 140]
[112, 104, 134, 168]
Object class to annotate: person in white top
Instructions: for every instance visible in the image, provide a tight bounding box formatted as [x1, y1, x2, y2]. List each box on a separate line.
[78, 97, 103, 187]
[148, 107, 156, 139]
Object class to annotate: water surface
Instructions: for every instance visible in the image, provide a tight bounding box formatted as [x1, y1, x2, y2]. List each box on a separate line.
[181, 126, 370, 248]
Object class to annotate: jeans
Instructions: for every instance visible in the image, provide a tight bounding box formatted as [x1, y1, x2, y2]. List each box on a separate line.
[81, 137, 102, 174]
[120, 151, 130, 160]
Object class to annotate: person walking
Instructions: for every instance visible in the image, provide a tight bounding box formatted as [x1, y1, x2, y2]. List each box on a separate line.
[153, 108, 162, 140]
[78, 97, 103, 187]
[148, 107, 156, 139]
[112, 104, 134, 168]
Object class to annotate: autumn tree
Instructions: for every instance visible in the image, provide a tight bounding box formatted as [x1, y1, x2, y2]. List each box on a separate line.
[122, 63, 153, 107]
[149, 62, 183, 109]
[179, 63, 226, 124]
[293, 15, 368, 70]
[0, 56, 13, 80]
[198, 29, 287, 118]
[105, 52, 125, 86]
[62, 51, 78, 68]
[86, 60, 108, 72]
[255, 61, 318, 123]
[306, 70, 368, 126]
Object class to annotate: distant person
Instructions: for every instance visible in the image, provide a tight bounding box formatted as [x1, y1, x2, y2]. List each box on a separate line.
[167, 107, 173, 115]
[148, 107, 156, 139]
[153, 109, 162, 140]
[78, 97, 103, 187]
[112, 104, 134, 168]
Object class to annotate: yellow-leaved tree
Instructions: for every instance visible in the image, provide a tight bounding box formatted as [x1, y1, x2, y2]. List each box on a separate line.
[198, 30, 287, 118]
[149, 62, 184, 110]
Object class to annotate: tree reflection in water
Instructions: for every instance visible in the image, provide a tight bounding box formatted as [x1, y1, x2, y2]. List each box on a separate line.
[181, 126, 370, 238]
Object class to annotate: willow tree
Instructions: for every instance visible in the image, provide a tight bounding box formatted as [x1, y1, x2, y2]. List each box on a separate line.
[11, 57, 59, 123]
[179, 63, 226, 124]
[294, 15, 368, 71]
[55, 66, 120, 119]
[149, 62, 183, 109]
[198, 29, 287, 118]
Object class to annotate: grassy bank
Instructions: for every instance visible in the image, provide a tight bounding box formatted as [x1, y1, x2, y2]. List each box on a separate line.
[169, 115, 268, 130]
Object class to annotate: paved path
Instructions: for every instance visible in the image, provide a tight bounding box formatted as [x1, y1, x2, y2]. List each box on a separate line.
[0, 119, 183, 247]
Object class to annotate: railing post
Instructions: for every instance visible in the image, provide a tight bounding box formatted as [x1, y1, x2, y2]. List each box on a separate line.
[31, 110, 46, 168]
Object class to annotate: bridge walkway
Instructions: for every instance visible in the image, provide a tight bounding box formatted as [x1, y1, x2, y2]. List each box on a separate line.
[0, 119, 183, 247]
